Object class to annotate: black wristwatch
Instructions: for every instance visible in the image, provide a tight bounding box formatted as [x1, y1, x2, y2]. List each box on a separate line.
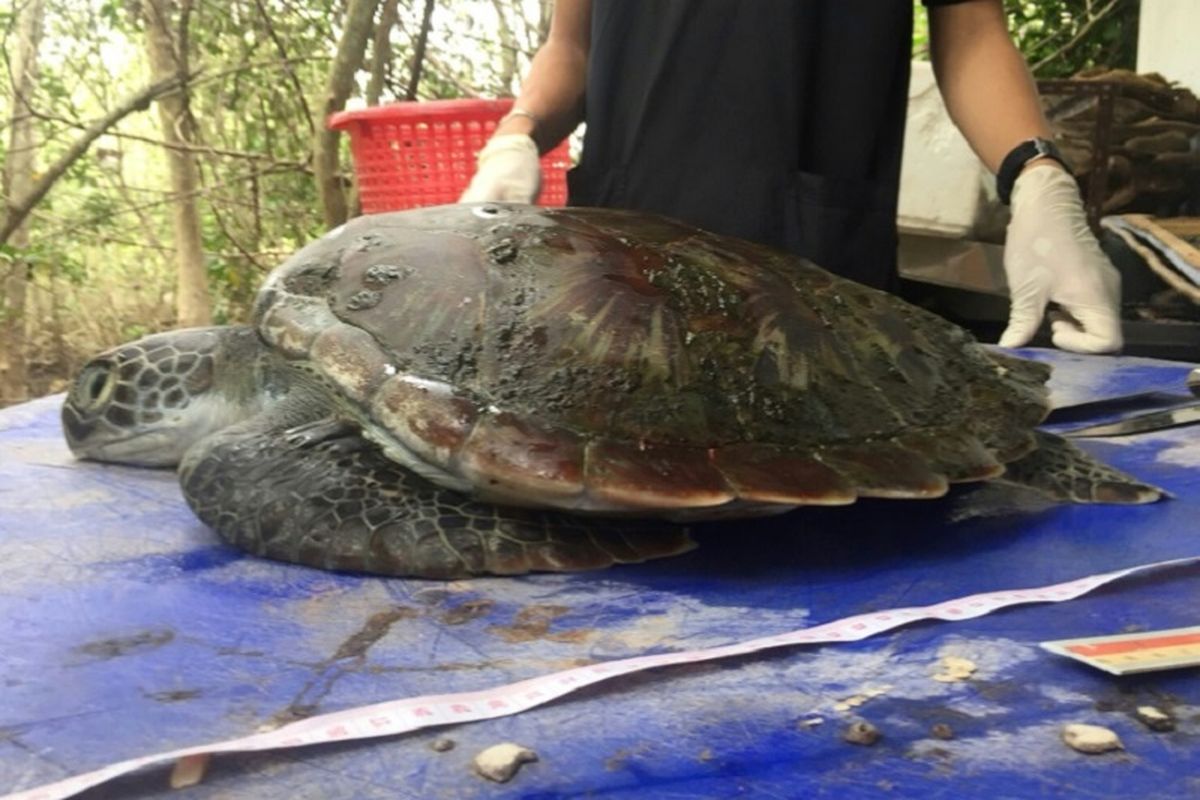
[996, 137, 1071, 205]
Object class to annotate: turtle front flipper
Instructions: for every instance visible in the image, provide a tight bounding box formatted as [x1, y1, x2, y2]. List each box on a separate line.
[995, 431, 1164, 504]
[179, 419, 695, 579]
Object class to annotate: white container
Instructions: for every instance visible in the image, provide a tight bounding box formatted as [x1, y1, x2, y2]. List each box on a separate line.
[1138, 0, 1200, 95]
[897, 61, 998, 239]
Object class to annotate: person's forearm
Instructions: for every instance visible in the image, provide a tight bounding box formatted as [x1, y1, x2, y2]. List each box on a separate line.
[929, 0, 1052, 173]
[493, 0, 590, 153]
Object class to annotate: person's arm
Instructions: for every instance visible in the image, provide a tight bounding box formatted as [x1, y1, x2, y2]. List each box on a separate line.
[928, 0, 1122, 354]
[928, 0, 1050, 171]
[460, 0, 591, 202]
[494, 0, 591, 152]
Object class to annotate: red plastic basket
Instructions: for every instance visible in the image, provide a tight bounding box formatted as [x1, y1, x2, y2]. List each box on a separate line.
[328, 99, 571, 213]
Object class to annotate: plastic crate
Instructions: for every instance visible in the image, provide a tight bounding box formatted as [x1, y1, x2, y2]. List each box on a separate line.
[328, 99, 571, 213]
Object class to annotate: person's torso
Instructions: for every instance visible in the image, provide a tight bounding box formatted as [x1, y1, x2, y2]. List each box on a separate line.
[570, 0, 916, 288]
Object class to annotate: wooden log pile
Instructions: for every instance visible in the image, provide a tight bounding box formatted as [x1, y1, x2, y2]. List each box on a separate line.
[1104, 214, 1200, 318]
[1040, 70, 1200, 218]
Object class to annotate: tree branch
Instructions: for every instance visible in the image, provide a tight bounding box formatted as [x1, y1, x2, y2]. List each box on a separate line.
[31, 160, 305, 242]
[405, 0, 436, 101]
[20, 106, 307, 167]
[252, 0, 315, 133]
[0, 72, 194, 249]
[366, 0, 399, 106]
[1029, 0, 1124, 75]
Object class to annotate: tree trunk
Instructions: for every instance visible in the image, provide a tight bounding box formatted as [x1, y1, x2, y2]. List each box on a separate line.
[405, 0, 436, 101]
[314, 0, 380, 229]
[491, 0, 518, 96]
[142, 0, 212, 327]
[0, 0, 46, 405]
[366, 0, 400, 107]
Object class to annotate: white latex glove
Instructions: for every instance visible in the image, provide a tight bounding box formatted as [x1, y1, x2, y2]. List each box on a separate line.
[999, 164, 1122, 353]
[459, 133, 541, 204]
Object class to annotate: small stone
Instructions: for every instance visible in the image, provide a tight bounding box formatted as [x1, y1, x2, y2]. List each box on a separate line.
[1135, 705, 1176, 732]
[833, 697, 863, 713]
[430, 737, 456, 752]
[1062, 723, 1123, 754]
[932, 656, 977, 683]
[843, 721, 881, 746]
[473, 742, 538, 782]
[169, 754, 211, 789]
[930, 723, 955, 740]
[832, 685, 891, 713]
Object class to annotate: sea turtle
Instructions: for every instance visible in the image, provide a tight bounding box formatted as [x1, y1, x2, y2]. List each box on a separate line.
[62, 203, 1163, 578]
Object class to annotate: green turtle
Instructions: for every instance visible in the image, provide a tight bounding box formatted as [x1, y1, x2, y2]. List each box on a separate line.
[62, 203, 1163, 578]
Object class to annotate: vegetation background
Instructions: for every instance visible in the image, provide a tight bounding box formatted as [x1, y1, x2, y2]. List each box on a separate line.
[0, 0, 1142, 405]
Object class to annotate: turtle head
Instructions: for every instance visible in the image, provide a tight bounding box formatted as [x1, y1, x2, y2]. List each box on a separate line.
[63, 325, 271, 466]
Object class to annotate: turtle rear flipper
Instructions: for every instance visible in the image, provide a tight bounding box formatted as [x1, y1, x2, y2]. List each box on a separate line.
[996, 431, 1164, 504]
[179, 420, 694, 579]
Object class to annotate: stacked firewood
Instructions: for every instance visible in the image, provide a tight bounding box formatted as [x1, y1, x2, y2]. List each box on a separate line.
[1041, 70, 1200, 217]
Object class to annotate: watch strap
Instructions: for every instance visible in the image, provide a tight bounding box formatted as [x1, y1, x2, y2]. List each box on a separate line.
[996, 138, 1071, 205]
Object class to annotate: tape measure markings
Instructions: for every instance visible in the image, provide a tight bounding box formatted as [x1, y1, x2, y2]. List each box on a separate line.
[5, 554, 1197, 800]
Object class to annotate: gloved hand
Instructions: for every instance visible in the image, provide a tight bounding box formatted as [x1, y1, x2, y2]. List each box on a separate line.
[459, 134, 541, 204]
[999, 164, 1123, 353]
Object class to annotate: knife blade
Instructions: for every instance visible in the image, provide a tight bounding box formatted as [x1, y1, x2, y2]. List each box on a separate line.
[1048, 366, 1200, 418]
[1062, 402, 1200, 437]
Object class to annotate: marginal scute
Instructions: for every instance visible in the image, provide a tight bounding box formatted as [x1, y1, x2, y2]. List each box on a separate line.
[986, 349, 1053, 387]
[980, 426, 1040, 464]
[371, 374, 478, 468]
[311, 323, 392, 405]
[815, 441, 950, 499]
[713, 444, 856, 505]
[892, 429, 1006, 483]
[259, 295, 341, 358]
[458, 411, 585, 502]
[583, 439, 734, 510]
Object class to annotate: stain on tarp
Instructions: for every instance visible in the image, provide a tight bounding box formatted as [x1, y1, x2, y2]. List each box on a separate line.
[331, 606, 418, 661]
[265, 605, 419, 729]
[367, 658, 516, 675]
[74, 628, 175, 660]
[146, 688, 203, 703]
[215, 645, 265, 657]
[439, 599, 495, 626]
[486, 605, 592, 644]
[604, 743, 655, 771]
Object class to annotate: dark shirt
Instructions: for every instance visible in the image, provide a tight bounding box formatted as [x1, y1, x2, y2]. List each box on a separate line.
[568, 0, 970, 289]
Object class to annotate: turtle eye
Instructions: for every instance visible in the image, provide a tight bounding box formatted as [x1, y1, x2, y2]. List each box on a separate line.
[74, 362, 116, 411]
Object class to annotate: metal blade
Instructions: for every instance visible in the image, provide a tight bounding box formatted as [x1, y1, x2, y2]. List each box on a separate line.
[1047, 367, 1200, 419]
[1046, 391, 1189, 421]
[1063, 402, 1200, 438]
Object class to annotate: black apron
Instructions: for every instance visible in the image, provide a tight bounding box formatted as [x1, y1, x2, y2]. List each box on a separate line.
[568, 0, 954, 290]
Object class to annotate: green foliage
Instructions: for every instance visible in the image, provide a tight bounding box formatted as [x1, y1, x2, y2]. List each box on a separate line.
[914, 0, 1140, 76]
[913, 3, 930, 58]
[1006, 0, 1140, 77]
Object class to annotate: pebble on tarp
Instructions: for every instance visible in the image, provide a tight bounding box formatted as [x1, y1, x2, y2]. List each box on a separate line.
[473, 742, 539, 782]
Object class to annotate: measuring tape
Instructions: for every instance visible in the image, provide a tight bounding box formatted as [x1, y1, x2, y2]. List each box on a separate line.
[1042, 624, 1200, 674]
[6, 554, 1197, 800]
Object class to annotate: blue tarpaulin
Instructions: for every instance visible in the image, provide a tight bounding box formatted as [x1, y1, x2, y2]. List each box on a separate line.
[1, 349, 1198, 799]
